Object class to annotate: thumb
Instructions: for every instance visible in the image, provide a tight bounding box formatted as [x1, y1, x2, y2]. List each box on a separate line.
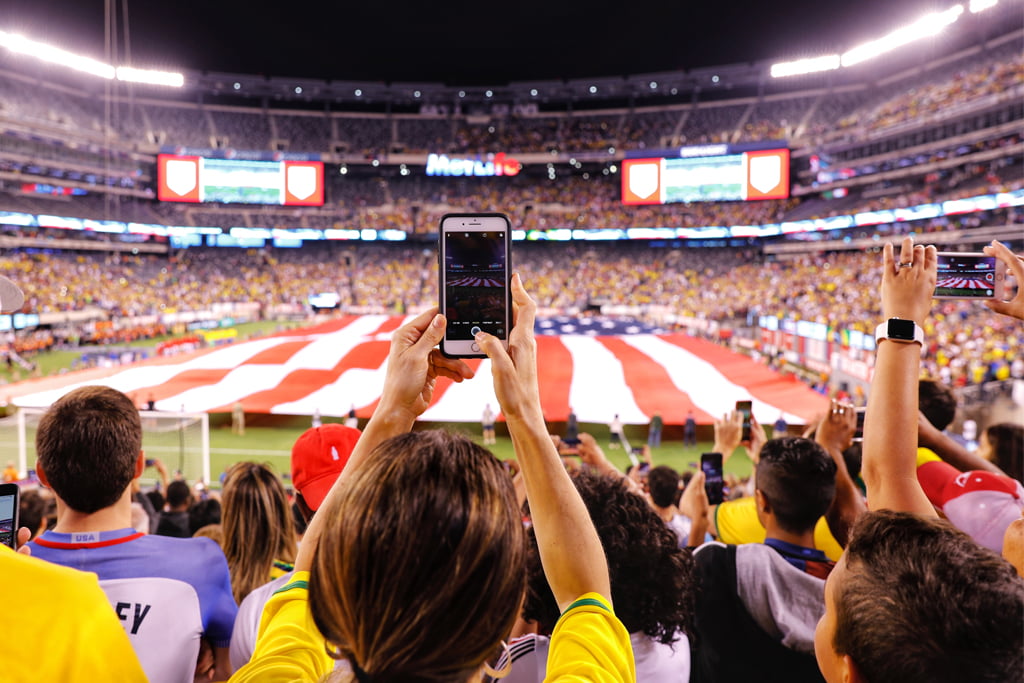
[411, 313, 447, 353]
[477, 330, 513, 370]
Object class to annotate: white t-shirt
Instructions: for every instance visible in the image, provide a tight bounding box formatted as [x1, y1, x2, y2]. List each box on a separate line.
[498, 630, 690, 682]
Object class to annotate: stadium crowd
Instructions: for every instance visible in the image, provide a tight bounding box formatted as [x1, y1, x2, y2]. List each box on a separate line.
[5, 236, 1024, 683]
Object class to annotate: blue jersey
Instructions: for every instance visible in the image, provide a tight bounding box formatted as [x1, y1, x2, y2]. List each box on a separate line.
[31, 528, 237, 683]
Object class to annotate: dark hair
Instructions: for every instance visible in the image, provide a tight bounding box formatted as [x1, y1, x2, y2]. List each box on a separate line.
[755, 437, 835, 535]
[36, 386, 142, 514]
[145, 490, 165, 512]
[166, 480, 192, 508]
[310, 430, 525, 682]
[647, 465, 681, 508]
[18, 489, 48, 538]
[522, 471, 695, 644]
[985, 422, 1023, 483]
[841, 442, 862, 482]
[918, 379, 957, 431]
[188, 498, 222, 536]
[834, 510, 1024, 683]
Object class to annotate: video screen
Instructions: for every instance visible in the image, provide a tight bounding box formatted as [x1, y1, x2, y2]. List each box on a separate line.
[444, 231, 507, 341]
[622, 148, 790, 205]
[157, 155, 324, 206]
[935, 254, 997, 298]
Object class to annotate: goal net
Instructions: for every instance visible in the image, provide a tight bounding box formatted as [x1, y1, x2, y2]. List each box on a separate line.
[0, 408, 210, 486]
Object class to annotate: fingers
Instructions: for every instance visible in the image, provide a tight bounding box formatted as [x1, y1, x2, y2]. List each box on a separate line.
[477, 330, 512, 370]
[898, 236, 914, 270]
[923, 244, 937, 273]
[428, 349, 474, 382]
[411, 312, 447, 355]
[884, 241, 895, 275]
[509, 273, 537, 337]
[16, 526, 31, 555]
[985, 240, 1024, 281]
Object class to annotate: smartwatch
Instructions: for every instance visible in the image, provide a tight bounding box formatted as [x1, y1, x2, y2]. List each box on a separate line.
[874, 318, 923, 346]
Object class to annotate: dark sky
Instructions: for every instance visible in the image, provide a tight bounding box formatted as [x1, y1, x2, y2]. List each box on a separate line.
[4, 0, 950, 84]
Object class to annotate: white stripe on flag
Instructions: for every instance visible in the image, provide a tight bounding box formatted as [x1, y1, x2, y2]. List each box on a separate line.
[161, 316, 390, 412]
[418, 360, 498, 423]
[561, 336, 647, 424]
[622, 335, 804, 425]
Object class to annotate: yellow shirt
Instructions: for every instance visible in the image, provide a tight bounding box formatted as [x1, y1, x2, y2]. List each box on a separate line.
[229, 571, 332, 683]
[0, 546, 147, 683]
[714, 496, 844, 561]
[545, 593, 635, 683]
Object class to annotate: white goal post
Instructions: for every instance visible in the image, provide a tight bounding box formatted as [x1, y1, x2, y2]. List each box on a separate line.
[2, 408, 210, 486]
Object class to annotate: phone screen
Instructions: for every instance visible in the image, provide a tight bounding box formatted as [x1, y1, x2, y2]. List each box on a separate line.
[854, 407, 867, 441]
[935, 252, 999, 299]
[701, 453, 724, 505]
[0, 484, 19, 549]
[440, 215, 511, 357]
[736, 400, 752, 441]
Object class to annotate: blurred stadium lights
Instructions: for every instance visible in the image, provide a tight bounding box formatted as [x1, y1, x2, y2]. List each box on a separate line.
[969, 0, 998, 11]
[0, 27, 183, 87]
[771, 3, 970, 77]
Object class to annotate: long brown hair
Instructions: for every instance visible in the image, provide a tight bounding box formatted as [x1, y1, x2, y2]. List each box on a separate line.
[310, 430, 525, 682]
[221, 462, 297, 604]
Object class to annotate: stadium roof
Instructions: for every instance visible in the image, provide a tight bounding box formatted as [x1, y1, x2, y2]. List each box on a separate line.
[7, 0, 960, 84]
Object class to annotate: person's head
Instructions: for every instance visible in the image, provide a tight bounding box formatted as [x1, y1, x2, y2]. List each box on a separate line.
[815, 510, 1024, 683]
[647, 465, 681, 509]
[309, 430, 525, 682]
[980, 422, 1023, 483]
[755, 437, 836, 535]
[918, 379, 957, 431]
[165, 480, 192, 510]
[523, 471, 694, 643]
[221, 462, 297, 604]
[18, 488, 49, 539]
[290, 423, 360, 523]
[35, 385, 142, 514]
[188, 497, 222, 535]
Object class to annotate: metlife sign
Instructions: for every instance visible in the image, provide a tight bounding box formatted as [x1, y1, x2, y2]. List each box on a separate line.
[425, 152, 521, 177]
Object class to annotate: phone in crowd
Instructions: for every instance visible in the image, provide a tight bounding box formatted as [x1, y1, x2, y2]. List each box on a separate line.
[854, 406, 867, 442]
[438, 213, 512, 358]
[701, 452, 725, 506]
[145, 458, 156, 468]
[934, 252, 1007, 300]
[0, 482, 20, 550]
[736, 400, 753, 442]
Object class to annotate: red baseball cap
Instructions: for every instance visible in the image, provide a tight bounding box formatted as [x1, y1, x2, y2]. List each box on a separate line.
[291, 423, 361, 511]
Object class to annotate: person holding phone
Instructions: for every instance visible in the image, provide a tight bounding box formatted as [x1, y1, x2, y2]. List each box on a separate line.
[231, 275, 635, 683]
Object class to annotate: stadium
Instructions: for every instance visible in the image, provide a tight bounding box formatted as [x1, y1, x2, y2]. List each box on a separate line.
[1, 1, 1023, 681]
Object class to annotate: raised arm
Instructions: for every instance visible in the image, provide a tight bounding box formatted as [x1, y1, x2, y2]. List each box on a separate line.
[295, 308, 474, 571]
[478, 274, 611, 611]
[983, 239, 1024, 320]
[861, 237, 937, 517]
[817, 399, 866, 547]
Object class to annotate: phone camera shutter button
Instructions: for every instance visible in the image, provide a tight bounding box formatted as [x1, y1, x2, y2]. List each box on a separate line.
[470, 326, 481, 336]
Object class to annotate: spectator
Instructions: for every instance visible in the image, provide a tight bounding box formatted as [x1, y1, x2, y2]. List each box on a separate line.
[230, 422, 361, 672]
[503, 470, 695, 682]
[3, 460, 17, 482]
[221, 462, 297, 605]
[482, 402, 497, 445]
[980, 422, 1023, 483]
[17, 488, 49, 540]
[690, 435, 850, 683]
[231, 281, 633, 682]
[683, 411, 697, 447]
[188, 498, 222, 536]
[155, 480, 192, 538]
[815, 236, 1023, 683]
[648, 465, 700, 548]
[28, 385, 237, 683]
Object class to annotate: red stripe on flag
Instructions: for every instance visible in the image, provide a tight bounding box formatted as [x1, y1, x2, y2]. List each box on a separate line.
[535, 336, 574, 422]
[215, 340, 394, 414]
[659, 334, 829, 420]
[598, 337, 714, 424]
[142, 368, 235, 403]
[243, 340, 314, 365]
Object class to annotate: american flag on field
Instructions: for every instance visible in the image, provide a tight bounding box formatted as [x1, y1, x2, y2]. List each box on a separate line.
[7, 315, 828, 424]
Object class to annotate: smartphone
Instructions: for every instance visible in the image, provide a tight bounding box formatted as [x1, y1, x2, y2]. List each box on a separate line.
[736, 400, 753, 442]
[0, 482, 20, 549]
[439, 213, 512, 358]
[701, 453, 724, 505]
[145, 458, 156, 468]
[854, 406, 867, 442]
[934, 252, 1007, 300]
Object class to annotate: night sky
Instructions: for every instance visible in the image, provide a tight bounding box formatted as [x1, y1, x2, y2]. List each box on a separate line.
[3, 0, 954, 84]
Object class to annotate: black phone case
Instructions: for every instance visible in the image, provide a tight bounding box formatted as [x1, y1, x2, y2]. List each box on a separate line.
[438, 212, 512, 359]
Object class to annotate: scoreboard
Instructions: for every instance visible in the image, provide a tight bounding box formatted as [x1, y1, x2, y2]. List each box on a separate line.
[622, 144, 790, 205]
[157, 154, 324, 206]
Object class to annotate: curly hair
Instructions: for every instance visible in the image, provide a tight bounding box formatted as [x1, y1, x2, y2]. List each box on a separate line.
[522, 471, 695, 644]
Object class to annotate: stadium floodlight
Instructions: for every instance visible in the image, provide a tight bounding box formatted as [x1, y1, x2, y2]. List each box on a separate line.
[770, 54, 841, 78]
[116, 66, 184, 87]
[969, 0, 997, 11]
[841, 4, 964, 67]
[0, 29, 114, 78]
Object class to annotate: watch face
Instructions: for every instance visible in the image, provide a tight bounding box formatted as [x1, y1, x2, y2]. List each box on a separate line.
[889, 319, 916, 340]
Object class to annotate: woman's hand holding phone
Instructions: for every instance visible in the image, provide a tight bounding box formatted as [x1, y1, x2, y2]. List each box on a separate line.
[983, 240, 1024, 320]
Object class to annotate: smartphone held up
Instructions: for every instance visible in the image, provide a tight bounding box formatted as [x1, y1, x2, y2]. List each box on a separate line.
[701, 453, 725, 506]
[438, 213, 512, 358]
[0, 482, 20, 549]
[934, 251, 1006, 300]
